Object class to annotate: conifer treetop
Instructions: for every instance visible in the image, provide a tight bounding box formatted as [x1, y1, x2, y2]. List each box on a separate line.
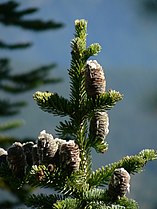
[0, 19, 157, 209]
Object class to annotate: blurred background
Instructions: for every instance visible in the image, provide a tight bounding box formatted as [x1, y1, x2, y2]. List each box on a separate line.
[1, 0, 157, 208]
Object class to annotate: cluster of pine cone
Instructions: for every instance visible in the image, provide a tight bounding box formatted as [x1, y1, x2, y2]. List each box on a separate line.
[0, 130, 80, 178]
[85, 60, 109, 152]
[85, 61, 130, 198]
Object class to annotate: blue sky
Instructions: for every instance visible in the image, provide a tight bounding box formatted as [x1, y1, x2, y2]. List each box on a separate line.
[2, 0, 157, 74]
[29, 1, 156, 71]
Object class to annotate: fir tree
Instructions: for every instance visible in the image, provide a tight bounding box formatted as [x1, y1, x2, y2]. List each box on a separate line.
[0, 19, 157, 209]
[0, 0, 63, 146]
[0, 1, 63, 207]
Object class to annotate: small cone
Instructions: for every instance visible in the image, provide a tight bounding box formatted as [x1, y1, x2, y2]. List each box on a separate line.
[7, 142, 27, 178]
[108, 168, 130, 200]
[37, 130, 58, 166]
[0, 148, 7, 165]
[23, 141, 34, 166]
[85, 60, 106, 97]
[32, 144, 39, 165]
[59, 140, 80, 172]
[90, 111, 109, 145]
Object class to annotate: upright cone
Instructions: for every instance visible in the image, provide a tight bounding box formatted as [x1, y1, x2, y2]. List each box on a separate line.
[85, 60, 106, 98]
[108, 168, 130, 200]
[90, 111, 109, 140]
[23, 141, 34, 166]
[37, 130, 58, 166]
[59, 140, 80, 172]
[0, 148, 7, 166]
[7, 142, 27, 178]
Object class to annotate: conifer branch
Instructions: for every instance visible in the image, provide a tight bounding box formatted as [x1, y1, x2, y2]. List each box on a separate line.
[1, 64, 60, 93]
[53, 198, 81, 209]
[85, 203, 126, 209]
[0, 40, 32, 49]
[116, 197, 139, 209]
[86, 90, 123, 112]
[0, 99, 26, 115]
[0, 120, 24, 131]
[27, 165, 67, 191]
[33, 91, 72, 117]
[88, 149, 157, 187]
[0, 1, 64, 31]
[26, 193, 64, 209]
[82, 188, 109, 203]
[83, 43, 102, 60]
[56, 120, 76, 138]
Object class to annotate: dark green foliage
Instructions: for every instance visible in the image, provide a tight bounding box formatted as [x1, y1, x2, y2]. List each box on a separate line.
[33, 92, 72, 117]
[0, 40, 32, 49]
[0, 99, 26, 116]
[0, 1, 64, 31]
[116, 197, 139, 209]
[56, 120, 76, 138]
[53, 198, 81, 209]
[0, 61, 60, 94]
[0, 1, 64, 208]
[0, 120, 24, 131]
[0, 0, 63, 146]
[141, 0, 157, 15]
[0, 163, 32, 208]
[26, 193, 64, 209]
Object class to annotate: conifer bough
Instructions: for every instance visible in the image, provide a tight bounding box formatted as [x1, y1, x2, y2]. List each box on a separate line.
[0, 19, 157, 209]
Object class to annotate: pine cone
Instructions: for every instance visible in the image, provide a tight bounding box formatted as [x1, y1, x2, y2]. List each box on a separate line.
[85, 60, 106, 97]
[90, 111, 109, 141]
[0, 148, 7, 166]
[23, 141, 34, 166]
[32, 144, 39, 165]
[108, 168, 130, 200]
[59, 140, 80, 172]
[7, 142, 27, 178]
[37, 130, 58, 166]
